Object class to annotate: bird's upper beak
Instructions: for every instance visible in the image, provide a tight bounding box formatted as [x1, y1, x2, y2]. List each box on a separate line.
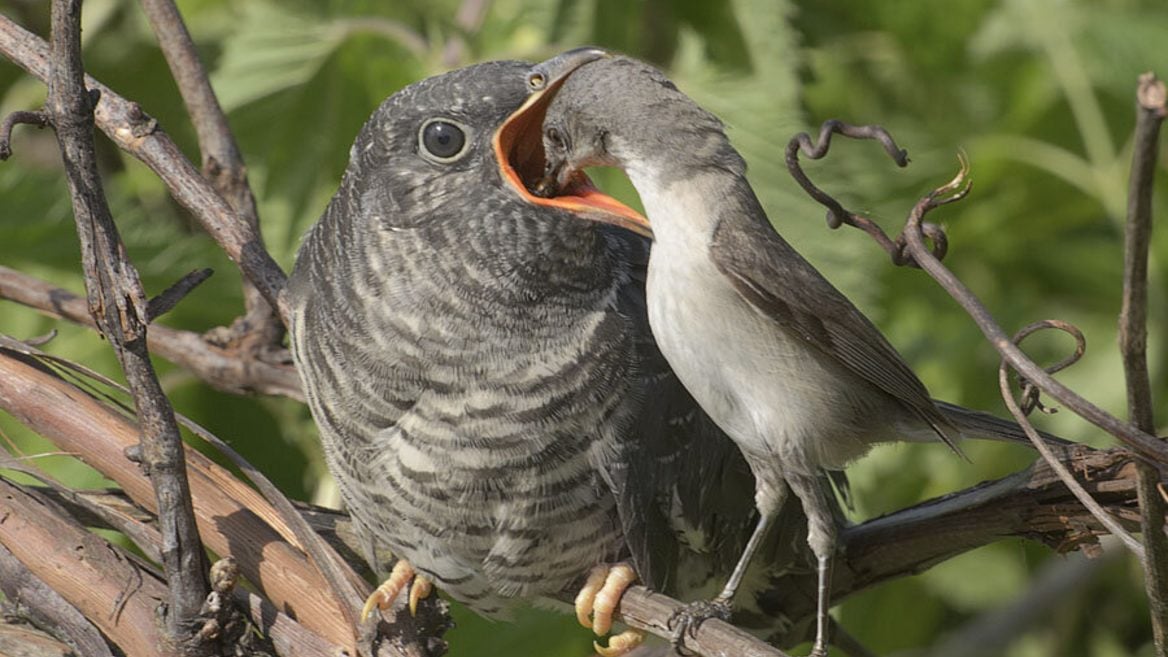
[494, 47, 652, 239]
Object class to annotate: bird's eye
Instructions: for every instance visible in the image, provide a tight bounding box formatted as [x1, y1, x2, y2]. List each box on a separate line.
[419, 119, 468, 162]
[545, 127, 567, 153]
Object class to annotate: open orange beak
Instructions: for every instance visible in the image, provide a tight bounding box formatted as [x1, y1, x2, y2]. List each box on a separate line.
[494, 48, 652, 239]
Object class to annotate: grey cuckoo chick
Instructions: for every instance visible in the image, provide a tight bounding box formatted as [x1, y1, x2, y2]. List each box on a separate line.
[528, 54, 1052, 656]
[288, 50, 806, 655]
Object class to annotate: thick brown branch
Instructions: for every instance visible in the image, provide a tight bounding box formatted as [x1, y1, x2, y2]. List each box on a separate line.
[1123, 71, 1168, 655]
[0, 476, 168, 655]
[0, 347, 360, 651]
[754, 447, 1139, 635]
[0, 541, 116, 657]
[46, 0, 208, 649]
[0, 14, 290, 323]
[0, 265, 303, 400]
[20, 487, 351, 657]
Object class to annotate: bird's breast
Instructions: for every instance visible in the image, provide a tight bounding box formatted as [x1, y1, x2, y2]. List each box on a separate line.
[645, 231, 889, 474]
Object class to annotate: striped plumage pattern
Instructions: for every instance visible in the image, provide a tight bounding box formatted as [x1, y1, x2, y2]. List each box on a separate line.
[287, 60, 804, 623]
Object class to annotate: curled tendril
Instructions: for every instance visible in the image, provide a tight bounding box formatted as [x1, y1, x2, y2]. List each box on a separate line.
[1007, 319, 1088, 415]
[785, 120, 962, 268]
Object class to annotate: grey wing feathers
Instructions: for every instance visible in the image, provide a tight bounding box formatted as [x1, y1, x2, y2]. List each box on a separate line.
[708, 190, 961, 452]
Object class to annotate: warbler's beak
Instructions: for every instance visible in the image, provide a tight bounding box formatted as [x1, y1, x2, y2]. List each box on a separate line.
[494, 47, 652, 239]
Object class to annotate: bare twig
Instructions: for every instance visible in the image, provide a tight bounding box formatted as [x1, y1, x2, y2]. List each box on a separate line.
[0, 108, 50, 159]
[44, 1, 208, 651]
[902, 158, 1147, 560]
[0, 14, 291, 322]
[137, 0, 286, 357]
[0, 542, 116, 657]
[0, 265, 303, 399]
[896, 161, 1168, 464]
[785, 120, 950, 266]
[787, 120, 1168, 463]
[145, 268, 213, 322]
[1121, 72, 1168, 654]
[997, 327, 1145, 560]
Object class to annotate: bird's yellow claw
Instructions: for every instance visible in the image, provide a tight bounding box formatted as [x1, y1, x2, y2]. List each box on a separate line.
[408, 575, 433, 616]
[593, 629, 644, 657]
[590, 563, 637, 636]
[574, 562, 640, 656]
[575, 565, 610, 629]
[362, 556, 427, 617]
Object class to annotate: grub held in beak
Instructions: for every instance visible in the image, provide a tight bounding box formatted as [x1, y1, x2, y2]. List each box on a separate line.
[494, 49, 653, 239]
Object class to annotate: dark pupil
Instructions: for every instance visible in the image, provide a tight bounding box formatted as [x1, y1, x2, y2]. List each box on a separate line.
[423, 121, 465, 158]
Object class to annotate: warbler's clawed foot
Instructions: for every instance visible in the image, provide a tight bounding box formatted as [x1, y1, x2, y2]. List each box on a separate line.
[666, 597, 733, 653]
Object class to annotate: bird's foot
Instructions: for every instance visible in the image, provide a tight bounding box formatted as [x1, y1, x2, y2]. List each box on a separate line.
[806, 634, 830, 657]
[360, 559, 433, 621]
[592, 630, 644, 657]
[666, 597, 732, 654]
[574, 563, 642, 657]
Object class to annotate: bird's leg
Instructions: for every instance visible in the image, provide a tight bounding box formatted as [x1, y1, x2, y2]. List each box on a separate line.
[574, 563, 643, 657]
[787, 473, 839, 657]
[811, 553, 833, 657]
[360, 559, 433, 621]
[716, 507, 774, 603]
[666, 509, 774, 652]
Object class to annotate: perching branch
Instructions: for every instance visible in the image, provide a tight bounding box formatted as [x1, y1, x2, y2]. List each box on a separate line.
[0, 541, 116, 657]
[44, 0, 208, 651]
[1121, 72, 1168, 655]
[0, 475, 171, 655]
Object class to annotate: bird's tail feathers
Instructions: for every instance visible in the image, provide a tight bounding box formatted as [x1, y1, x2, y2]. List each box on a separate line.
[935, 400, 1072, 447]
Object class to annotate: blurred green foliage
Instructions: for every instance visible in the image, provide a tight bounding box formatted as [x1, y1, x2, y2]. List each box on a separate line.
[0, 0, 1165, 655]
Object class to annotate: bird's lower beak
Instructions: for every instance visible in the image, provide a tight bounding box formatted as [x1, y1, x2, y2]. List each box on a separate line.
[494, 49, 652, 239]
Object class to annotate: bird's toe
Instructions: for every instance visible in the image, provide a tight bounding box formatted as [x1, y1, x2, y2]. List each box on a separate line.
[361, 559, 418, 622]
[588, 562, 637, 636]
[666, 597, 733, 653]
[592, 629, 644, 657]
[408, 574, 433, 616]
